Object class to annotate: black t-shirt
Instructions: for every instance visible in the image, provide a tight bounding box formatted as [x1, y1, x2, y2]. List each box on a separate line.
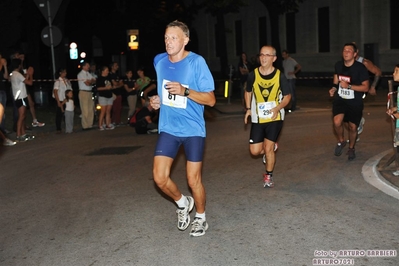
[124, 79, 136, 96]
[96, 75, 112, 98]
[333, 60, 369, 104]
[136, 107, 151, 124]
[108, 71, 123, 96]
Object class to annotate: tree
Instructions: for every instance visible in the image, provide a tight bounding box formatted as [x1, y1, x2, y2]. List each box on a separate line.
[198, 0, 248, 76]
[258, 0, 304, 70]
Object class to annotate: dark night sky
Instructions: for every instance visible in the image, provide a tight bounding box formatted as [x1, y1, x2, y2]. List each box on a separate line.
[0, 0, 194, 79]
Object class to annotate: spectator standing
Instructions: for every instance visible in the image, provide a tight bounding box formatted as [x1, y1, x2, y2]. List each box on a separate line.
[10, 59, 35, 142]
[11, 51, 45, 128]
[237, 52, 253, 110]
[0, 53, 9, 133]
[244, 46, 291, 188]
[64, 89, 75, 133]
[135, 67, 153, 106]
[150, 20, 216, 237]
[124, 69, 137, 121]
[329, 43, 369, 161]
[109, 62, 124, 126]
[53, 67, 71, 133]
[96, 66, 115, 130]
[386, 64, 399, 175]
[77, 62, 96, 130]
[281, 49, 301, 112]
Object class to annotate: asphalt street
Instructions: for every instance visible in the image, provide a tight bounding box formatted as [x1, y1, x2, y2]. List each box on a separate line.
[0, 87, 398, 266]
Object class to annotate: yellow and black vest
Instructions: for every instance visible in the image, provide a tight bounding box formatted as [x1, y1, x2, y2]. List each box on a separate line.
[250, 68, 284, 123]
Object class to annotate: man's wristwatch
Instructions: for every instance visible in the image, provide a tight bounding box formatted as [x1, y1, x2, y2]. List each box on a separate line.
[184, 88, 190, 96]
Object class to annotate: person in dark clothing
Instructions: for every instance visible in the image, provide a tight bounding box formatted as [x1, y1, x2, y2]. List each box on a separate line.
[135, 101, 158, 134]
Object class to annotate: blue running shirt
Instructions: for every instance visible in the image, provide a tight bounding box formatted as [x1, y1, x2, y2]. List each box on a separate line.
[154, 52, 214, 137]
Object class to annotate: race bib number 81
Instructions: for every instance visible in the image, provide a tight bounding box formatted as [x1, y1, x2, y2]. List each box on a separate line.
[162, 79, 188, 109]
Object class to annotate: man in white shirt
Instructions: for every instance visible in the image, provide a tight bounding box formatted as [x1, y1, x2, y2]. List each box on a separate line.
[282, 50, 301, 112]
[77, 62, 96, 130]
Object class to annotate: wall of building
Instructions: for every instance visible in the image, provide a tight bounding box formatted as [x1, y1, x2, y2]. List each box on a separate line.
[189, 0, 398, 80]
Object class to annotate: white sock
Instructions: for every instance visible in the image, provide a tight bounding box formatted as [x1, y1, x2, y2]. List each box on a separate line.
[33, 119, 38, 123]
[195, 212, 206, 221]
[175, 195, 188, 209]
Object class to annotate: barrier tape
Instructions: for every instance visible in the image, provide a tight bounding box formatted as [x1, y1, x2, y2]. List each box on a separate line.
[0, 74, 393, 83]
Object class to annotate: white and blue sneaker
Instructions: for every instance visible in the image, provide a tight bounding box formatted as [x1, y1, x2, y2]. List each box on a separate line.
[189, 217, 208, 237]
[176, 196, 194, 231]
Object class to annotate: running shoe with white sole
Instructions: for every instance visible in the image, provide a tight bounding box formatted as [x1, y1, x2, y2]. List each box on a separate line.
[3, 138, 16, 146]
[263, 173, 274, 188]
[357, 117, 365, 134]
[176, 196, 194, 231]
[189, 217, 208, 237]
[32, 121, 45, 127]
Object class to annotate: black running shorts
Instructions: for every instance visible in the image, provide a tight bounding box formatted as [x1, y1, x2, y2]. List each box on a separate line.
[249, 121, 283, 144]
[332, 99, 363, 127]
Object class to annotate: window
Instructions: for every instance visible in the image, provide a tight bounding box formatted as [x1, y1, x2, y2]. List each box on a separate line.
[318, 7, 330, 52]
[391, 0, 399, 48]
[258, 16, 267, 48]
[286, 12, 296, 53]
[235, 20, 243, 56]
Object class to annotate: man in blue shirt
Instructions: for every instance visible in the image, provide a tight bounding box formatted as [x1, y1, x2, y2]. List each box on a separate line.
[150, 20, 216, 237]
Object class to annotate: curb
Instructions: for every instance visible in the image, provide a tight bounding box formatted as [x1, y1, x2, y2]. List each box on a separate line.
[362, 149, 399, 200]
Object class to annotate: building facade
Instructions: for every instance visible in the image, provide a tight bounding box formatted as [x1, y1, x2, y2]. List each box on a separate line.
[189, 0, 398, 80]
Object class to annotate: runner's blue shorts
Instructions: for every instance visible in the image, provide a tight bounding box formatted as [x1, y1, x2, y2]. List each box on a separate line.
[154, 132, 205, 162]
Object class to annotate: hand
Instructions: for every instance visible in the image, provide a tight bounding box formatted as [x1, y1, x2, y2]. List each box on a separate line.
[244, 110, 251, 124]
[270, 108, 278, 120]
[150, 95, 161, 110]
[164, 81, 184, 96]
[27, 66, 34, 76]
[387, 107, 397, 116]
[340, 81, 349, 89]
[329, 88, 337, 97]
[368, 86, 377, 96]
[0, 58, 6, 66]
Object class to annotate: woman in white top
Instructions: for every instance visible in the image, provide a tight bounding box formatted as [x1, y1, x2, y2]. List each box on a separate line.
[10, 59, 34, 142]
[53, 67, 72, 133]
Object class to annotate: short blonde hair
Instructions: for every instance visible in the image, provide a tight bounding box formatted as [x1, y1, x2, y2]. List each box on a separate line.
[167, 20, 190, 39]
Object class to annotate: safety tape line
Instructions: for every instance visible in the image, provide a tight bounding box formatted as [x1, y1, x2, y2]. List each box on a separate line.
[0, 74, 393, 82]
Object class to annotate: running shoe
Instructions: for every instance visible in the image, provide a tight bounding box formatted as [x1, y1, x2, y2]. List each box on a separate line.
[32, 121, 45, 127]
[262, 143, 278, 164]
[357, 117, 365, 134]
[16, 135, 28, 142]
[3, 138, 16, 146]
[334, 141, 346, 156]
[263, 173, 274, 188]
[176, 196, 194, 231]
[347, 148, 356, 161]
[189, 217, 209, 237]
[105, 124, 115, 130]
[147, 129, 158, 134]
